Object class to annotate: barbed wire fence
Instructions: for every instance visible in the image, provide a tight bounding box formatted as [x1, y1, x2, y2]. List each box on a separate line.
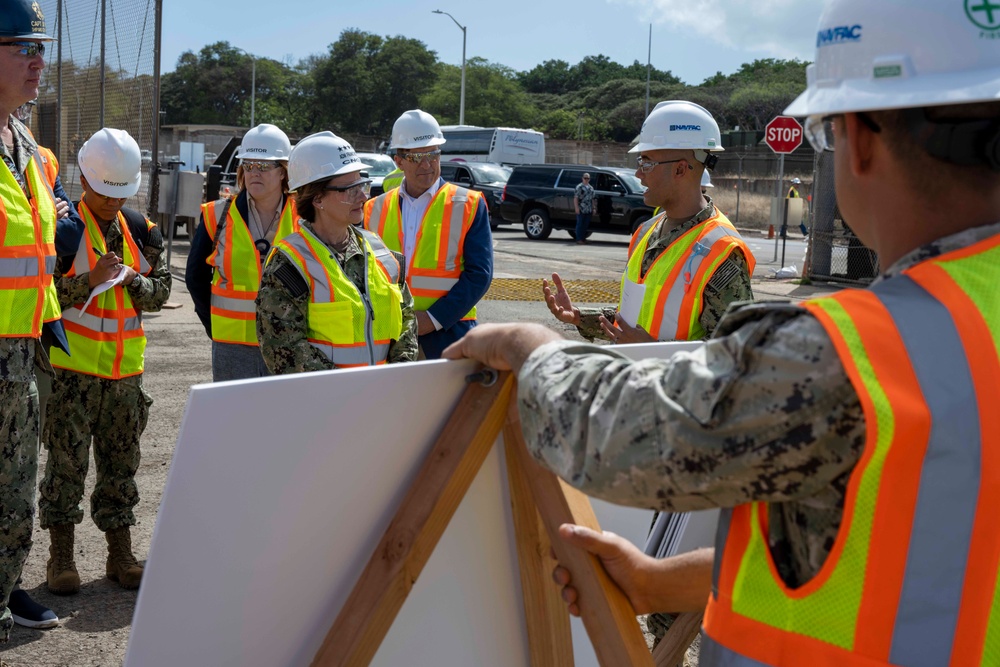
[32, 0, 162, 218]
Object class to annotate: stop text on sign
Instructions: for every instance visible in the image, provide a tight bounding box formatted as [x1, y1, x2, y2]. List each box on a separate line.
[764, 116, 804, 154]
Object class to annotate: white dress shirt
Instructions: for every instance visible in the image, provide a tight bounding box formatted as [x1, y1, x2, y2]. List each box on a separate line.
[397, 178, 444, 330]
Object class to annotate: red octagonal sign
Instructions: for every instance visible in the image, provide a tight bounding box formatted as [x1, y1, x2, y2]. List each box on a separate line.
[765, 116, 804, 154]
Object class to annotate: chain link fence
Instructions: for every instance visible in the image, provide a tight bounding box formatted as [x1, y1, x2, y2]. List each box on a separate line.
[805, 150, 879, 285]
[32, 0, 161, 217]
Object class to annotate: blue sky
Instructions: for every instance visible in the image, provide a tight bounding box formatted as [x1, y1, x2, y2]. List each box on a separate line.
[161, 0, 824, 85]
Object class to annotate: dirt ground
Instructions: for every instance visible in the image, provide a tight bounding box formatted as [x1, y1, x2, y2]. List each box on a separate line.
[1, 231, 833, 666]
[2, 241, 211, 667]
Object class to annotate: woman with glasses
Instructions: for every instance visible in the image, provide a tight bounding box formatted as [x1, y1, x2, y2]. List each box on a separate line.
[255, 131, 417, 375]
[185, 123, 298, 381]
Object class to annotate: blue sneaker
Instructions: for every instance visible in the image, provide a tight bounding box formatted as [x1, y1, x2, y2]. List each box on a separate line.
[8, 589, 59, 629]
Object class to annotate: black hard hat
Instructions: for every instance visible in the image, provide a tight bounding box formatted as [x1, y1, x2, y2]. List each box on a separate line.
[0, 0, 56, 41]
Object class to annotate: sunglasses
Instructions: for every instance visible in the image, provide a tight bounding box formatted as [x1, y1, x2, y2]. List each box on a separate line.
[4, 41, 45, 58]
[399, 150, 441, 164]
[635, 157, 691, 174]
[241, 160, 278, 172]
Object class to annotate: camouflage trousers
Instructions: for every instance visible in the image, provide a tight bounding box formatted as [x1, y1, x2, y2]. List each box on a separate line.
[39, 369, 152, 533]
[0, 378, 40, 643]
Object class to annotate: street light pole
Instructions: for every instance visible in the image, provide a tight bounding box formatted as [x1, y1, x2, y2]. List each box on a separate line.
[432, 10, 466, 126]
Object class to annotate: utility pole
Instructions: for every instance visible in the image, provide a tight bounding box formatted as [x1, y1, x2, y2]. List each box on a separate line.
[645, 24, 652, 117]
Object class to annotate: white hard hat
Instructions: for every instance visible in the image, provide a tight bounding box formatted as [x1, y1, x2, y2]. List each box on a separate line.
[286, 131, 366, 191]
[791, 177, 802, 184]
[701, 170, 714, 188]
[236, 123, 291, 161]
[629, 101, 724, 166]
[389, 109, 446, 151]
[785, 0, 1000, 118]
[78, 128, 142, 198]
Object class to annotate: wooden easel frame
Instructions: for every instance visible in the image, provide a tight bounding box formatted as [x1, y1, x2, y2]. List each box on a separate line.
[311, 372, 702, 667]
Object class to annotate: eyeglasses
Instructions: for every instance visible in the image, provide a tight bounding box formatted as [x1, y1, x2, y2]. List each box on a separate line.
[3, 41, 45, 58]
[635, 157, 691, 174]
[324, 178, 372, 201]
[399, 150, 441, 164]
[241, 160, 278, 172]
[804, 113, 882, 152]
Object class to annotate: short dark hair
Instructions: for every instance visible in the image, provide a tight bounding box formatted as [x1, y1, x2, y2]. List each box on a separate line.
[292, 178, 329, 223]
[871, 101, 1000, 195]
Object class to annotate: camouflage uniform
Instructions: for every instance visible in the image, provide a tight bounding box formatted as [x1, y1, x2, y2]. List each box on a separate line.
[518, 223, 1000, 593]
[38, 215, 170, 533]
[0, 118, 52, 641]
[256, 222, 418, 375]
[575, 198, 754, 341]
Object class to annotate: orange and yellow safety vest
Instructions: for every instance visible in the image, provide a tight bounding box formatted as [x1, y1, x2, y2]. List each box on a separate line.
[364, 182, 482, 320]
[50, 203, 154, 379]
[202, 196, 298, 345]
[271, 227, 403, 368]
[622, 208, 755, 340]
[0, 149, 59, 338]
[703, 232, 1000, 666]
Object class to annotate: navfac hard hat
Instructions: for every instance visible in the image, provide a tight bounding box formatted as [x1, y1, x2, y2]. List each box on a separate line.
[286, 131, 366, 191]
[78, 128, 142, 199]
[785, 0, 1000, 118]
[236, 123, 291, 161]
[0, 0, 56, 40]
[701, 170, 714, 188]
[629, 101, 724, 166]
[389, 109, 446, 151]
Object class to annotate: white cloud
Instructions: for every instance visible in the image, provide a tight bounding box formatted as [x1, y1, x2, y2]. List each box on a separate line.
[608, 0, 824, 61]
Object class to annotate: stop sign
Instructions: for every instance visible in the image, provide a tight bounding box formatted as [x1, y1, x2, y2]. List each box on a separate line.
[764, 116, 804, 154]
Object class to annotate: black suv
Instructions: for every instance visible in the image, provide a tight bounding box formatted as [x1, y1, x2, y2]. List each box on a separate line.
[499, 164, 654, 240]
[439, 161, 511, 230]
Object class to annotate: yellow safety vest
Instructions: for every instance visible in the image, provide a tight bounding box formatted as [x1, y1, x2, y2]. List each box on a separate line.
[381, 169, 404, 192]
[50, 203, 154, 379]
[202, 196, 298, 345]
[271, 226, 403, 368]
[621, 208, 755, 340]
[703, 231, 1000, 667]
[0, 149, 59, 338]
[364, 182, 481, 320]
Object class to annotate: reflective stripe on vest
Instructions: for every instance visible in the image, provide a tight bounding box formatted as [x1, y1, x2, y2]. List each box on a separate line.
[202, 196, 298, 345]
[50, 203, 154, 379]
[364, 182, 479, 319]
[38, 146, 59, 188]
[620, 209, 755, 340]
[273, 227, 403, 368]
[702, 232, 1000, 667]
[0, 149, 59, 337]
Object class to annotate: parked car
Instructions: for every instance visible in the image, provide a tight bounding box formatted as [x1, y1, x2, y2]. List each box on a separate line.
[439, 160, 512, 230]
[356, 152, 397, 197]
[499, 164, 653, 240]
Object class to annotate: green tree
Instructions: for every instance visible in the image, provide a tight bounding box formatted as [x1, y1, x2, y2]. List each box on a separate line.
[160, 41, 310, 130]
[518, 59, 574, 95]
[311, 29, 438, 136]
[420, 58, 536, 128]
